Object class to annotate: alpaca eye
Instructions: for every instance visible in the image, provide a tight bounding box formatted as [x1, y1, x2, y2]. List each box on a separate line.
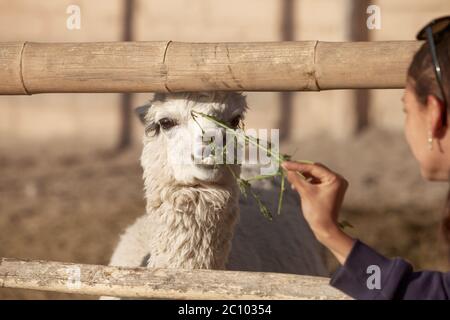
[145, 122, 159, 136]
[229, 116, 241, 129]
[158, 118, 177, 130]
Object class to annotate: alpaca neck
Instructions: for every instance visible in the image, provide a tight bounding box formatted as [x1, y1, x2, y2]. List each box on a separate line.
[146, 182, 240, 270]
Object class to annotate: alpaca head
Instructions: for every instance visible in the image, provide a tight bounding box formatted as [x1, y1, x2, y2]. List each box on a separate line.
[138, 92, 247, 186]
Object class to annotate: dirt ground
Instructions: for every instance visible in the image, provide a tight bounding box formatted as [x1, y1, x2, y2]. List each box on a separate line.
[0, 128, 449, 299]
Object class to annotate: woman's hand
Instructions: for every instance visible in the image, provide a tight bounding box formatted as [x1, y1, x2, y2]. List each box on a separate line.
[282, 161, 355, 265]
[282, 161, 348, 239]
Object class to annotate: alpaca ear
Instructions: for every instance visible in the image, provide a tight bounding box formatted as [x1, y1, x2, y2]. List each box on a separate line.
[135, 103, 151, 124]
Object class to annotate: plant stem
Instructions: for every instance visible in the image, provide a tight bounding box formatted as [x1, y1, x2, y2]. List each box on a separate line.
[191, 110, 315, 220]
[277, 170, 285, 215]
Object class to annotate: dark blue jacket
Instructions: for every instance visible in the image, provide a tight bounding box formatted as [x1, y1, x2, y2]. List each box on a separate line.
[330, 240, 450, 299]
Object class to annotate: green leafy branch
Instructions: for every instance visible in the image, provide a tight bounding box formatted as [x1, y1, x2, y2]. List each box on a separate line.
[190, 110, 352, 228]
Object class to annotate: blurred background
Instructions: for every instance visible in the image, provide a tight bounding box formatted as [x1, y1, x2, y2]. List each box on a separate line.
[1, 0, 450, 299]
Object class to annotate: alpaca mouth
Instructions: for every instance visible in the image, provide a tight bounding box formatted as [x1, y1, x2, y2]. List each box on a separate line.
[191, 154, 219, 169]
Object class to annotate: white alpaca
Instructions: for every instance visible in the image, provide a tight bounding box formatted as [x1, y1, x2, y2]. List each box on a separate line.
[106, 92, 327, 297]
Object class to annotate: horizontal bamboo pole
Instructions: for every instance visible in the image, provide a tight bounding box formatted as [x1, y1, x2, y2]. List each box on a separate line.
[0, 257, 349, 299]
[0, 41, 421, 94]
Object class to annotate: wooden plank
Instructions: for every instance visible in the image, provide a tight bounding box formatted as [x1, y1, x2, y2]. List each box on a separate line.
[22, 41, 169, 94]
[165, 41, 318, 91]
[0, 42, 27, 94]
[316, 41, 420, 89]
[0, 257, 350, 299]
[0, 41, 422, 94]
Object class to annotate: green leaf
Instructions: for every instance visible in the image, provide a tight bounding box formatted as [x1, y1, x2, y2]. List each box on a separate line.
[249, 188, 272, 220]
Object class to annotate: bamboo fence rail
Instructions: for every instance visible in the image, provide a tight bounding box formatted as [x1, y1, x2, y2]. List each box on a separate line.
[0, 257, 350, 299]
[0, 41, 421, 94]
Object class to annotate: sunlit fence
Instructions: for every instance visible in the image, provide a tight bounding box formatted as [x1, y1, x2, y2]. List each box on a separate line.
[0, 41, 420, 95]
[0, 258, 349, 299]
[0, 39, 419, 299]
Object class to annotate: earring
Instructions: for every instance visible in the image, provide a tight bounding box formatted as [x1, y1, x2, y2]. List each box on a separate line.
[428, 131, 433, 150]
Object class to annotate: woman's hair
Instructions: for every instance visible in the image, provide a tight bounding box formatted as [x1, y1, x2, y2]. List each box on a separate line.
[407, 31, 450, 252]
[408, 31, 450, 104]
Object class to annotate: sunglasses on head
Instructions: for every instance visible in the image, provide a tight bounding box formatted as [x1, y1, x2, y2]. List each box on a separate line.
[417, 16, 450, 126]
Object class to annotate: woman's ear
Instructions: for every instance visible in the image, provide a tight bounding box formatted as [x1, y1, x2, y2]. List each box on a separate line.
[427, 94, 447, 139]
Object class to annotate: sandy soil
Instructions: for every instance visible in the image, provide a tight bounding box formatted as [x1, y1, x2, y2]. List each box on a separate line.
[0, 128, 449, 299]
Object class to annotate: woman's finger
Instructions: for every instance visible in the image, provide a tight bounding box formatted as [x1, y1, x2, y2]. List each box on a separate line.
[286, 170, 309, 192]
[282, 161, 336, 181]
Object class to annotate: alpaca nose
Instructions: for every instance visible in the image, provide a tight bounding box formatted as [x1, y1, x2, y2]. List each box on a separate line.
[192, 143, 207, 159]
[195, 127, 225, 145]
[191, 128, 226, 162]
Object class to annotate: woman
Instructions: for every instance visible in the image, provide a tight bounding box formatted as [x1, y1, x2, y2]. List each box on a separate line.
[282, 16, 450, 299]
